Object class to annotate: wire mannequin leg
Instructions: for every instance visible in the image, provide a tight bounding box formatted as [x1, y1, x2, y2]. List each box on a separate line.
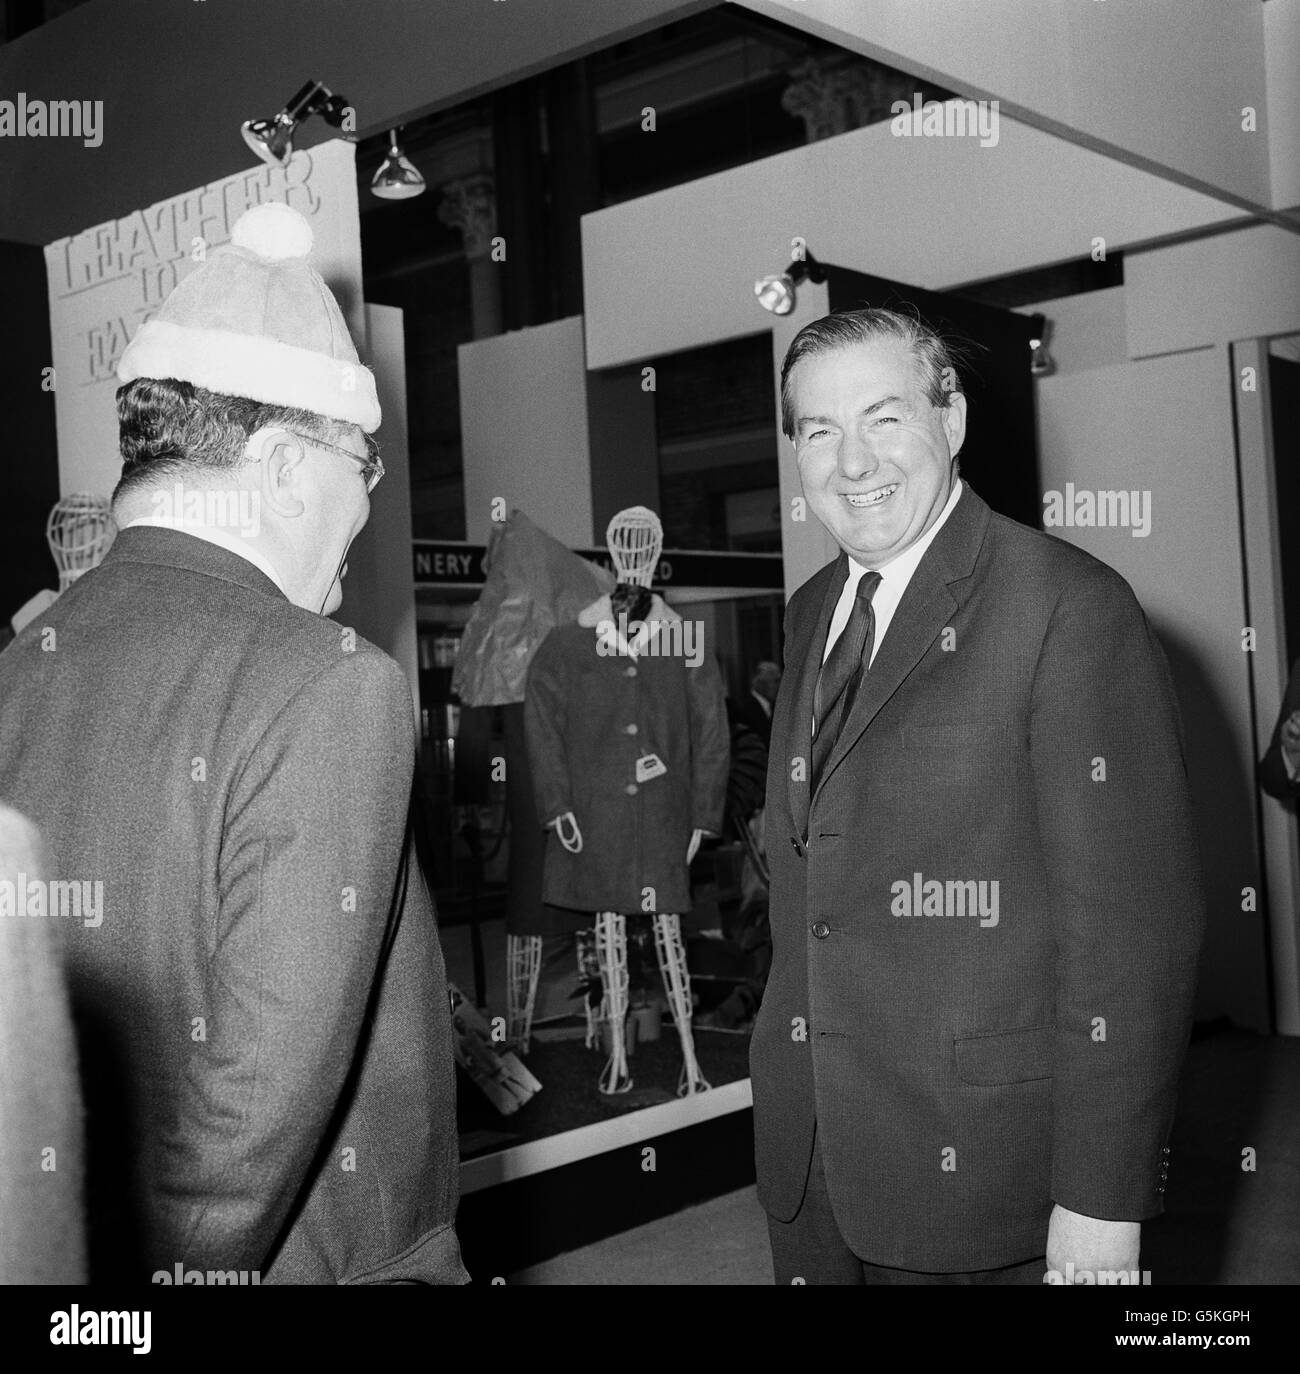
[506, 933, 542, 1053]
[595, 911, 633, 1094]
[654, 912, 710, 1096]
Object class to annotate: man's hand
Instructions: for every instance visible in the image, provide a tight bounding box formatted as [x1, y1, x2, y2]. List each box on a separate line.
[1281, 709, 1300, 775]
[1046, 1204, 1140, 1282]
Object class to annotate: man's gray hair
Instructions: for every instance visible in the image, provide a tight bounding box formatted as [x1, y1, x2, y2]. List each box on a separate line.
[779, 306, 975, 439]
[111, 377, 349, 505]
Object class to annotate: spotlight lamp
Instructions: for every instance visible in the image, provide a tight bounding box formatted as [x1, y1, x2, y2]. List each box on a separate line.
[371, 128, 426, 200]
[754, 249, 829, 316]
[241, 80, 352, 168]
[1028, 313, 1055, 376]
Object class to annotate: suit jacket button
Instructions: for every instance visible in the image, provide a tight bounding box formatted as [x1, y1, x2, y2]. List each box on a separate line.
[626, 723, 638, 735]
[625, 665, 637, 678]
[625, 783, 638, 795]
[811, 921, 830, 939]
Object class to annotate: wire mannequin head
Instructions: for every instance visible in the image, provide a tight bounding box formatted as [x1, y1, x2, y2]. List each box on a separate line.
[47, 494, 116, 591]
[606, 506, 662, 588]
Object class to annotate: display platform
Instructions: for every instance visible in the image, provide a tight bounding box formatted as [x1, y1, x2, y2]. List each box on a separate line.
[453, 1017, 756, 1277]
[457, 1020, 752, 1168]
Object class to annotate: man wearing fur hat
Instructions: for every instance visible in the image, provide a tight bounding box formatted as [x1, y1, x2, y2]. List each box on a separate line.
[0, 202, 468, 1284]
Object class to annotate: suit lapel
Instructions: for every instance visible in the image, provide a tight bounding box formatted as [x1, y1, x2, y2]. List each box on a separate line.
[810, 485, 992, 805]
[784, 553, 849, 838]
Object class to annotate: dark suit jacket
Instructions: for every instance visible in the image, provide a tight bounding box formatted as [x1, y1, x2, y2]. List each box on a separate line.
[1260, 659, 1300, 800]
[750, 486, 1206, 1272]
[0, 527, 467, 1284]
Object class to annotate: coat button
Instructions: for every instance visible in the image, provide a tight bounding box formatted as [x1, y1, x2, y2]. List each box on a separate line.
[625, 783, 638, 795]
[1161, 1147, 1171, 1155]
[626, 723, 638, 735]
[811, 921, 830, 939]
[625, 665, 637, 677]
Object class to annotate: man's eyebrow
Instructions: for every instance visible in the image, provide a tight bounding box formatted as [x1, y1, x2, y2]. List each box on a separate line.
[796, 395, 907, 429]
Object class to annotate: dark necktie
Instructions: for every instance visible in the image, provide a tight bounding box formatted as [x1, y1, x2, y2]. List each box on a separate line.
[811, 569, 882, 789]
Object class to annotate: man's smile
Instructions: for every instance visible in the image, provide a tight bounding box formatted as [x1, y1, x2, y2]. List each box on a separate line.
[842, 482, 899, 509]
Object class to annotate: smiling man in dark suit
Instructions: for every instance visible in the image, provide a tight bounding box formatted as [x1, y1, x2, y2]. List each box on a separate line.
[750, 307, 1205, 1285]
[0, 202, 465, 1285]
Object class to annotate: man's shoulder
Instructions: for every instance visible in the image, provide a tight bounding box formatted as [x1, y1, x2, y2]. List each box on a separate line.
[4, 555, 404, 704]
[981, 509, 1139, 605]
[252, 595, 391, 669]
[229, 597, 409, 717]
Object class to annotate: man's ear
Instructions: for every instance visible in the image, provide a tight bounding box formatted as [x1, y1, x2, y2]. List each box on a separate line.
[942, 392, 967, 460]
[249, 427, 307, 519]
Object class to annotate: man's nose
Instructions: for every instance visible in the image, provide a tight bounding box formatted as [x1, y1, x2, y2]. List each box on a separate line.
[837, 430, 881, 482]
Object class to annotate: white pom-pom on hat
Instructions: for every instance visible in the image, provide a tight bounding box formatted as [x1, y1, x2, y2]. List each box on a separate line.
[230, 201, 314, 260]
[117, 191, 381, 430]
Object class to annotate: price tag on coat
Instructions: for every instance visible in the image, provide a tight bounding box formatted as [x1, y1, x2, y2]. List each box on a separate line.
[636, 753, 668, 783]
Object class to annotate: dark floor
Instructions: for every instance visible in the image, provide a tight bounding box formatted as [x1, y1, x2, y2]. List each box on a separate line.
[1145, 1023, 1300, 1283]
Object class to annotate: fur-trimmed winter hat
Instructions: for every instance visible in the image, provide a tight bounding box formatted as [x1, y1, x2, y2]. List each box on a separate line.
[117, 201, 380, 432]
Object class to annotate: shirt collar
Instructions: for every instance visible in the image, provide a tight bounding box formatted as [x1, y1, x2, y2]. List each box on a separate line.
[121, 516, 289, 597]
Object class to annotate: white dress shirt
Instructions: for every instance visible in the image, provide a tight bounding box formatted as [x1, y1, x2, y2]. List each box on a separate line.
[822, 478, 964, 665]
[122, 517, 289, 597]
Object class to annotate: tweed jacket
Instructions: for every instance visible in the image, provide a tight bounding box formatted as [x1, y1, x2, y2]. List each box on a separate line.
[0, 527, 466, 1284]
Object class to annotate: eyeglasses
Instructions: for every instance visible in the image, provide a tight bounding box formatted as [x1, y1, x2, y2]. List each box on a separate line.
[288, 430, 385, 493]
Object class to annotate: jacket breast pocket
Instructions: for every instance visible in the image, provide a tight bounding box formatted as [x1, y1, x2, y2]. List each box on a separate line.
[953, 1024, 1055, 1086]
